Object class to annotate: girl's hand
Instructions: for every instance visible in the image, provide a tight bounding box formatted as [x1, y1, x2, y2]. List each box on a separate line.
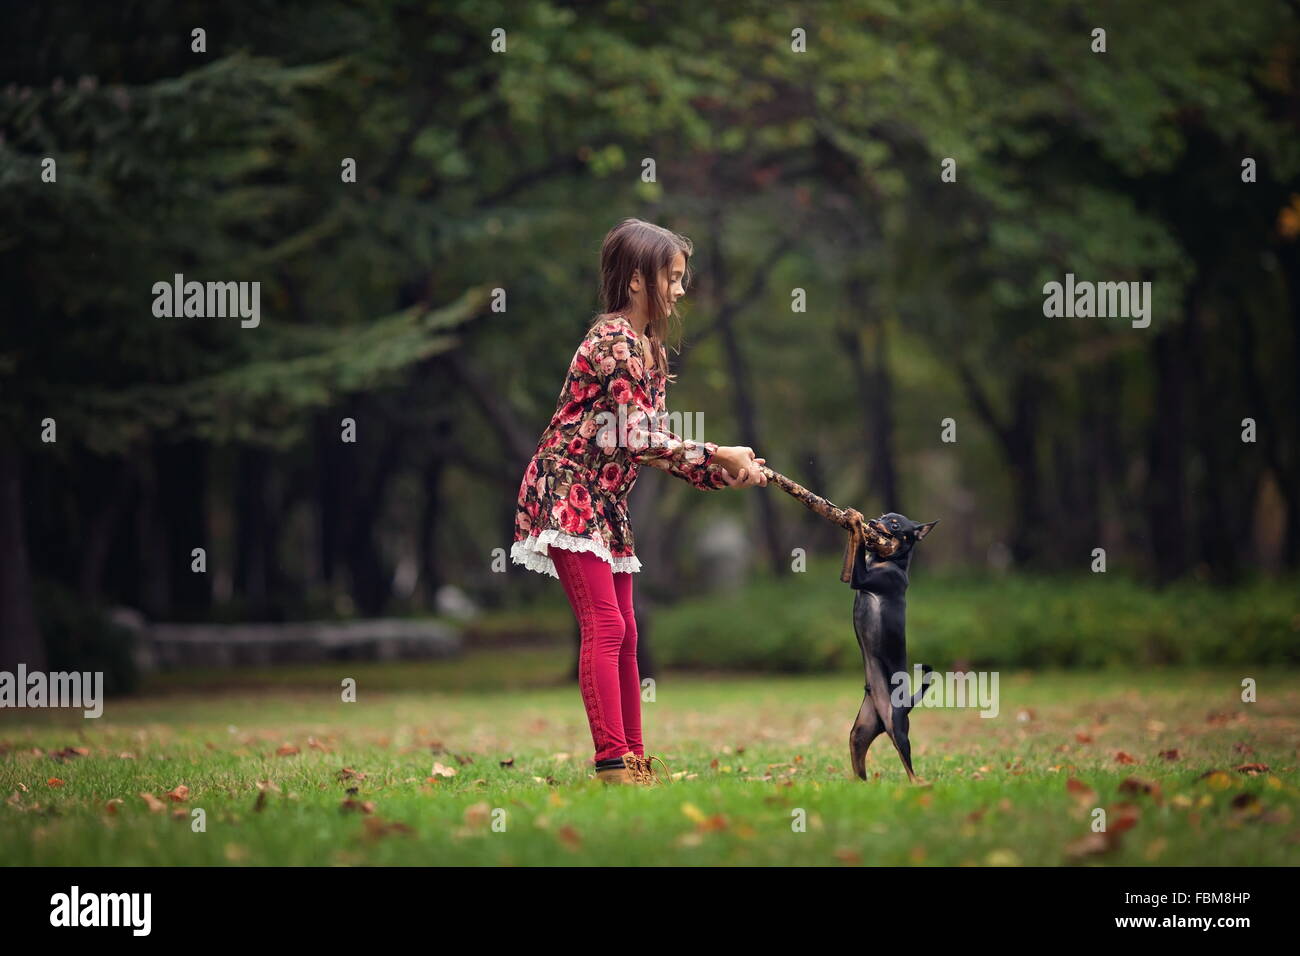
[714, 446, 768, 488]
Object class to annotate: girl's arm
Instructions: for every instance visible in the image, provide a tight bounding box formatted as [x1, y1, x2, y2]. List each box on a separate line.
[590, 327, 730, 491]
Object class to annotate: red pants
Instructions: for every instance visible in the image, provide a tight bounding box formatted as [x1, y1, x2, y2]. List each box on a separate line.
[548, 545, 643, 763]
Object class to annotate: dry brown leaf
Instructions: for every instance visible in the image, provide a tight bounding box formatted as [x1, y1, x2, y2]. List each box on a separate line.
[556, 825, 582, 850]
[1118, 777, 1162, 802]
[362, 817, 413, 839]
[1234, 763, 1270, 776]
[1114, 751, 1137, 765]
[46, 777, 64, 788]
[1065, 777, 1093, 794]
[166, 785, 190, 802]
[276, 743, 300, 757]
[1065, 832, 1119, 859]
[1109, 802, 1141, 833]
[139, 792, 166, 812]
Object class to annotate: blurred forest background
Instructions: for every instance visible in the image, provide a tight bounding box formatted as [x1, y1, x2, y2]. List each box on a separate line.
[2, 0, 1298, 683]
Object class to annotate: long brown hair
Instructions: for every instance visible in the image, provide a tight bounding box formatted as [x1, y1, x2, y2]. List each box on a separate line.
[586, 218, 693, 386]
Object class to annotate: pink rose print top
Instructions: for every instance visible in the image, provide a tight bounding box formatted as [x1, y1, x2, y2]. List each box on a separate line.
[510, 313, 730, 578]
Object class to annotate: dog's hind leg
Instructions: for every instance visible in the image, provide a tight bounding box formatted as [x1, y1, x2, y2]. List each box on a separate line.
[865, 657, 923, 784]
[849, 691, 884, 780]
[884, 704, 920, 784]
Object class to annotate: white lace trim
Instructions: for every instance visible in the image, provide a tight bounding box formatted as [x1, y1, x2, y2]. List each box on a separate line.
[510, 528, 642, 579]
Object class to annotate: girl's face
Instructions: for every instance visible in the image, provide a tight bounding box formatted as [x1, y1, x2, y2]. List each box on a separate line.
[633, 250, 686, 320]
[662, 251, 686, 313]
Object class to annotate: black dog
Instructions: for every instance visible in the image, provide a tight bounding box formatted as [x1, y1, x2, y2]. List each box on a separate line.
[848, 512, 938, 783]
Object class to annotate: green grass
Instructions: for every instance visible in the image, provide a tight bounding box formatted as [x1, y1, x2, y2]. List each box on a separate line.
[3, 658, 1298, 865]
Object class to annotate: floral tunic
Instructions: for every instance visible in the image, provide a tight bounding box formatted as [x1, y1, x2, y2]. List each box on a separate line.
[510, 314, 730, 578]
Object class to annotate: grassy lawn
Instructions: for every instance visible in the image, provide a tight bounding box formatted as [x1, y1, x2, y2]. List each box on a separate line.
[2, 654, 1298, 865]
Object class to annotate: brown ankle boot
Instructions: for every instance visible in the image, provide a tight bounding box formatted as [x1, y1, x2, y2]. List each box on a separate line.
[628, 752, 674, 786]
[594, 752, 641, 785]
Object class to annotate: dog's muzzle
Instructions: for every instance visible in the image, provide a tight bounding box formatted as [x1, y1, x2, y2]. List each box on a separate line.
[865, 519, 901, 557]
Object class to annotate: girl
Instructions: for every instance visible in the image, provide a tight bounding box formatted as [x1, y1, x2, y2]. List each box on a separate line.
[510, 218, 768, 786]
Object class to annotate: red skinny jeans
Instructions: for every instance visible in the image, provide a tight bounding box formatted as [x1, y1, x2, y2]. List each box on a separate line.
[547, 545, 643, 763]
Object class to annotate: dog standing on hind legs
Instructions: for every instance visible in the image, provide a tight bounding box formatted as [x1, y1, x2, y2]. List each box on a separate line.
[848, 512, 938, 784]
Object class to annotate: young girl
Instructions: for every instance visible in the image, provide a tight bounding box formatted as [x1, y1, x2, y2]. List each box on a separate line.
[509, 218, 768, 786]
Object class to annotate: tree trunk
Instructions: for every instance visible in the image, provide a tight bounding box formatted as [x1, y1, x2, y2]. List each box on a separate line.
[955, 361, 1047, 566]
[135, 438, 171, 618]
[0, 445, 45, 672]
[837, 297, 899, 513]
[234, 444, 272, 618]
[418, 419, 452, 605]
[709, 215, 784, 576]
[158, 435, 211, 617]
[342, 426, 404, 616]
[1145, 324, 1190, 583]
[78, 455, 133, 604]
[1184, 291, 1242, 584]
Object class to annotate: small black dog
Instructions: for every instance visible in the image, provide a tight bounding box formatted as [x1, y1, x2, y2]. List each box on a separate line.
[849, 512, 938, 783]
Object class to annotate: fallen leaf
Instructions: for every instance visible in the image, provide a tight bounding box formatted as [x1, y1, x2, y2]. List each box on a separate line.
[681, 802, 707, 824]
[46, 778, 64, 788]
[276, 743, 300, 757]
[1230, 793, 1260, 812]
[1109, 802, 1141, 833]
[139, 792, 166, 813]
[1234, 763, 1270, 776]
[1118, 777, 1162, 802]
[166, 785, 190, 802]
[362, 817, 414, 839]
[1114, 751, 1137, 765]
[1158, 749, 1179, 761]
[1065, 832, 1116, 858]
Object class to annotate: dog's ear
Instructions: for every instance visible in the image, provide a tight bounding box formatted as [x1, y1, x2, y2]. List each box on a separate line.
[914, 520, 938, 540]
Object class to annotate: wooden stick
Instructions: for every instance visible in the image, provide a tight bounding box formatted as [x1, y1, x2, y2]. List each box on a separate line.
[757, 464, 886, 583]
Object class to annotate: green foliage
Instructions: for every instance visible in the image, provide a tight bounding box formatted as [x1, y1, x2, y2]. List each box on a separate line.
[651, 559, 1300, 672]
[33, 580, 140, 696]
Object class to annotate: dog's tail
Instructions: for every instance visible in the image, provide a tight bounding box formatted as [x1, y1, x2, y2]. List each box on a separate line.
[905, 664, 935, 712]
